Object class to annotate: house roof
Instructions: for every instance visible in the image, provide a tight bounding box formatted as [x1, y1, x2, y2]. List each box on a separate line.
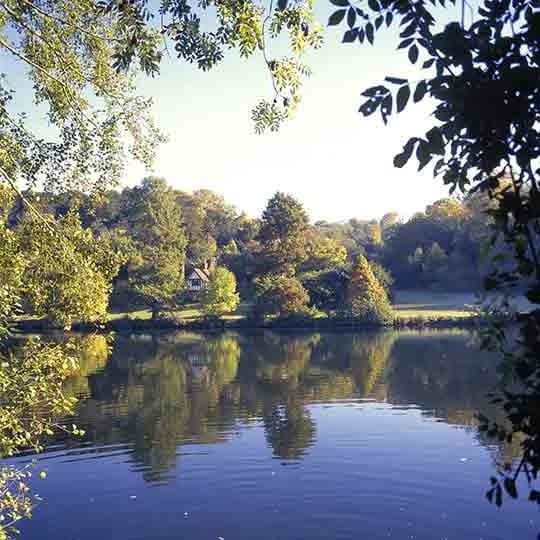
[189, 268, 210, 281]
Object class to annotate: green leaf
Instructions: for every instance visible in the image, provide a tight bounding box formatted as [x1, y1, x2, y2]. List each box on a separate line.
[416, 141, 432, 170]
[396, 84, 410, 113]
[328, 9, 347, 25]
[393, 139, 415, 168]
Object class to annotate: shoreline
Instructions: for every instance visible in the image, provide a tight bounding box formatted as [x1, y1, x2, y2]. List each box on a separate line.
[13, 313, 486, 334]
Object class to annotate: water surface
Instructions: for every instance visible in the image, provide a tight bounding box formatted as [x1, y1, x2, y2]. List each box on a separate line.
[13, 330, 539, 539]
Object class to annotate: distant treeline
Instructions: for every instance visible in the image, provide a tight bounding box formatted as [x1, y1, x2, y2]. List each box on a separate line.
[4, 176, 492, 323]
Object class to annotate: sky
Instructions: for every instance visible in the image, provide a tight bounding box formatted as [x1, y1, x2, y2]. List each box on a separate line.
[4, 3, 457, 223]
[124, 15, 450, 223]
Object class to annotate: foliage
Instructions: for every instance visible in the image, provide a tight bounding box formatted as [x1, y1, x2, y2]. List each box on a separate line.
[368, 261, 394, 299]
[0, 339, 83, 539]
[19, 212, 120, 327]
[344, 255, 393, 324]
[255, 274, 310, 317]
[300, 269, 349, 312]
[302, 231, 347, 272]
[0, 225, 23, 339]
[0, 0, 165, 196]
[258, 192, 309, 275]
[124, 177, 187, 315]
[21, 217, 114, 325]
[201, 267, 240, 316]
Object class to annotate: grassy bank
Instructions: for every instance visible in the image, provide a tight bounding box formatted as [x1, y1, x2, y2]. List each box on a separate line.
[14, 291, 485, 333]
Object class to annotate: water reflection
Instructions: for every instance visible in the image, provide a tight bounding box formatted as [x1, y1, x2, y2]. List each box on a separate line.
[57, 329, 514, 483]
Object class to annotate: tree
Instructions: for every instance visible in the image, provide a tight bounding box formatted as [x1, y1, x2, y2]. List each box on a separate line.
[254, 275, 310, 317]
[201, 267, 240, 316]
[300, 269, 349, 313]
[368, 261, 394, 300]
[258, 192, 309, 275]
[19, 212, 121, 328]
[0, 187, 24, 339]
[344, 255, 393, 324]
[301, 231, 347, 272]
[124, 177, 187, 317]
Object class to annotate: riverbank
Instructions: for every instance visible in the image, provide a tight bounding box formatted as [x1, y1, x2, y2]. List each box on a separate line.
[13, 290, 493, 334]
[13, 310, 484, 334]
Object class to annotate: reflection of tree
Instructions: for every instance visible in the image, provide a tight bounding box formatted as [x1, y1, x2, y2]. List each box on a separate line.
[349, 332, 396, 398]
[75, 333, 243, 482]
[59, 329, 518, 483]
[386, 332, 521, 463]
[250, 332, 318, 388]
[263, 398, 316, 460]
[63, 334, 111, 399]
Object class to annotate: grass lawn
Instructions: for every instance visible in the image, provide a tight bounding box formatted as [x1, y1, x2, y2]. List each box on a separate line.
[107, 292, 479, 324]
[107, 302, 252, 322]
[391, 289, 477, 320]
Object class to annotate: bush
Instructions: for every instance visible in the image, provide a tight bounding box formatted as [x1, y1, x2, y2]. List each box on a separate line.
[344, 255, 394, 324]
[254, 274, 310, 317]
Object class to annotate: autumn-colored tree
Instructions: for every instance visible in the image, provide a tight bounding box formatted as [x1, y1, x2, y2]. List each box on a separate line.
[201, 267, 240, 316]
[345, 255, 393, 324]
[255, 275, 310, 317]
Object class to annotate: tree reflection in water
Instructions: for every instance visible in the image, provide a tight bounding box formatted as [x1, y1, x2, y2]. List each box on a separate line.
[63, 329, 519, 483]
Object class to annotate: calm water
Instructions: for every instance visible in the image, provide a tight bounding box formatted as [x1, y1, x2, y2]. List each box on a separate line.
[12, 330, 540, 539]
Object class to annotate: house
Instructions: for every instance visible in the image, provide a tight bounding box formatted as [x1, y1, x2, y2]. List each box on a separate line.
[186, 267, 210, 293]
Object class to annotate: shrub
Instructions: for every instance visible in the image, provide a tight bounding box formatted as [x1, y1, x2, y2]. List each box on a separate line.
[254, 274, 310, 317]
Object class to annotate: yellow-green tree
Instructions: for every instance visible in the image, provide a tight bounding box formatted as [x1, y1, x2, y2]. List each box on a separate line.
[20, 212, 122, 328]
[201, 267, 240, 316]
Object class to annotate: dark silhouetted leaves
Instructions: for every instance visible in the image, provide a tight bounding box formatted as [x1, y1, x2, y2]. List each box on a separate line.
[347, 8, 356, 28]
[408, 44, 419, 63]
[342, 29, 358, 43]
[504, 478, 518, 499]
[413, 80, 427, 102]
[366, 23, 374, 44]
[396, 84, 410, 112]
[328, 9, 346, 26]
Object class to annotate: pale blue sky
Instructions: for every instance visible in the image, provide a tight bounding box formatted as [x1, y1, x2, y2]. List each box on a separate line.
[4, 4, 457, 222]
[126, 18, 450, 222]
